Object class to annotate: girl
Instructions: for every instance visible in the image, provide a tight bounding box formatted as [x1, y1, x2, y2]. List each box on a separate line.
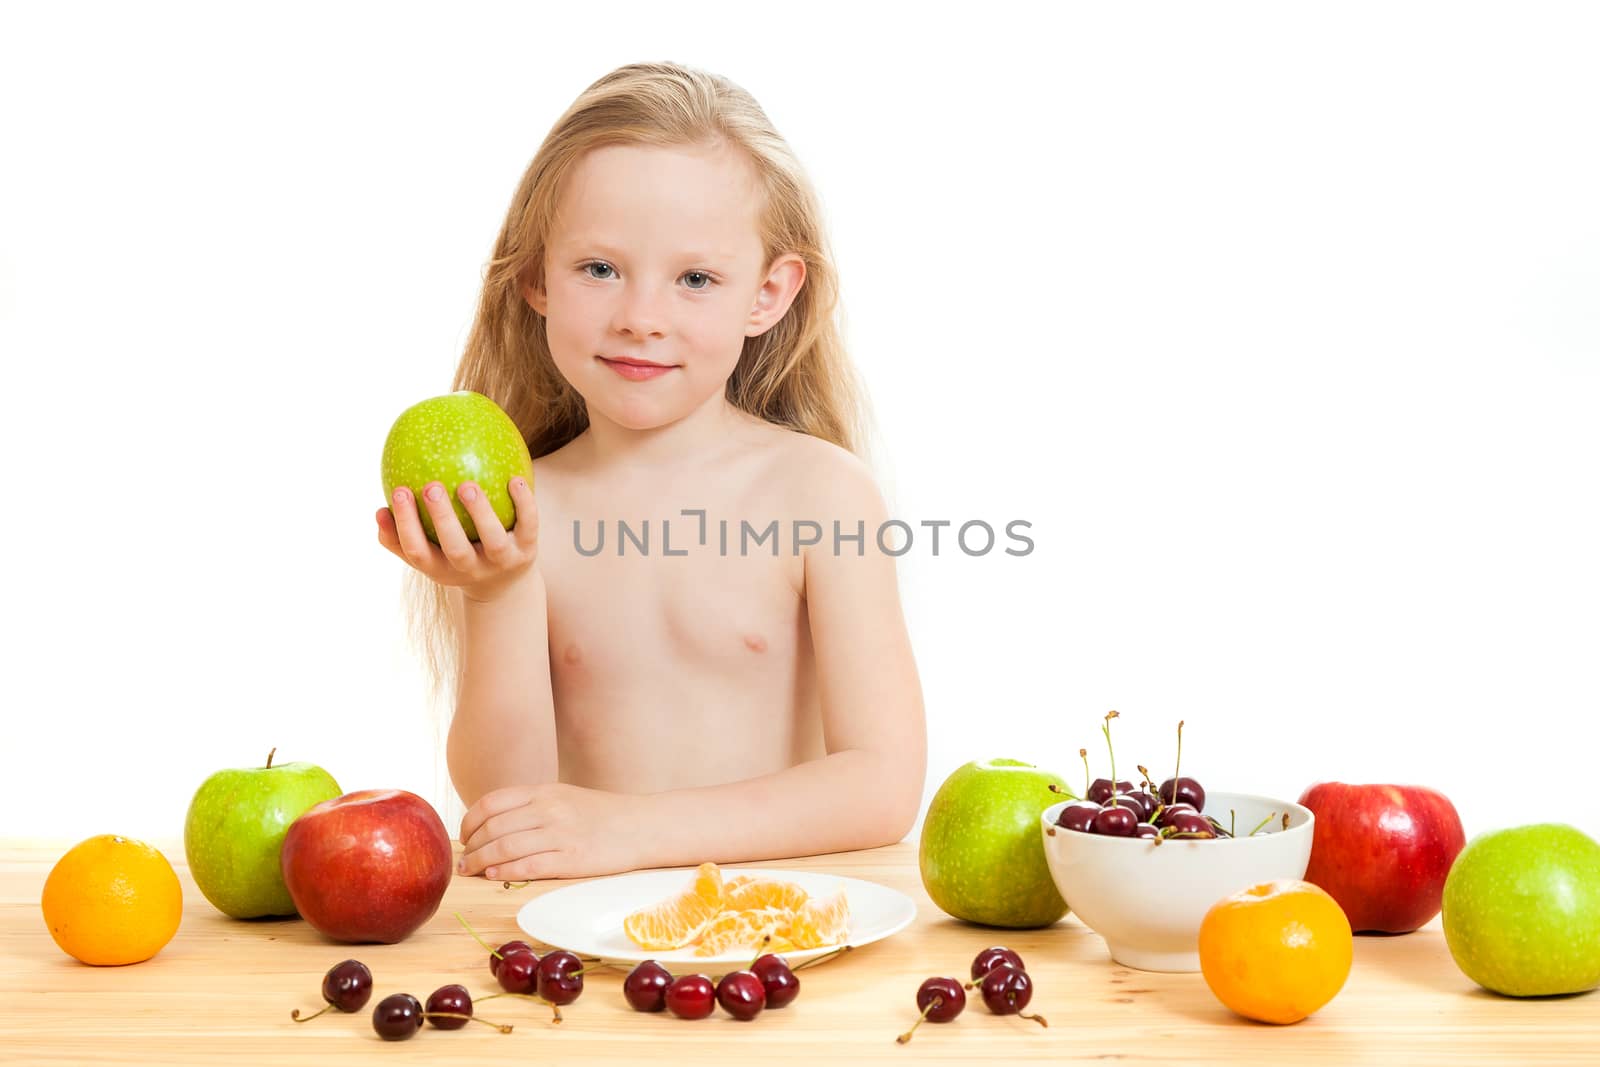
[375, 61, 925, 882]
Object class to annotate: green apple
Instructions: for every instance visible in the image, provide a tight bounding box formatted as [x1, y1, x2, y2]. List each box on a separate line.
[919, 758, 1074, 928]
[183, 750, 342, 919]
[381, 390, 535, 545]
[1441, 823, 1600, 996]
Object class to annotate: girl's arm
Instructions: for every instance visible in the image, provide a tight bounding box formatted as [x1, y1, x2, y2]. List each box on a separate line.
[445, 572, 559, 806]
[456, 453, 927, 878]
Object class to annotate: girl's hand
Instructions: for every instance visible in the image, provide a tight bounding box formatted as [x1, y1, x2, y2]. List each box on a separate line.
[375, 477, 538, 603]
[456, 784, 637, 881]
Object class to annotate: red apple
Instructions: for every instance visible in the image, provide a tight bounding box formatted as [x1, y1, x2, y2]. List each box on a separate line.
[280, 789, 453, 944]
[1297, 781, 1466, 934]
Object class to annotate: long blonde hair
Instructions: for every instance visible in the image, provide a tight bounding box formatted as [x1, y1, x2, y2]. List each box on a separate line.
[405, 60, 868, 702]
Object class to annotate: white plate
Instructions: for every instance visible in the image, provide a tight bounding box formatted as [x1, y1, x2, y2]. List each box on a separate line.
[515, 867, 917, 968]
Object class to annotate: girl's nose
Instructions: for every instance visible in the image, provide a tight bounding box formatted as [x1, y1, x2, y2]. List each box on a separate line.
[611, 284, 669, 339]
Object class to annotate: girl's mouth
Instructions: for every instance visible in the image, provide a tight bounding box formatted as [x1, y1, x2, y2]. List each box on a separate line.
[598, 356, 676, 381]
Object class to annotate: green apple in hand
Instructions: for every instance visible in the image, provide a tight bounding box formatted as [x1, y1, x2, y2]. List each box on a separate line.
[1441, 823, 1600, 996]
[184, 749, 342, 919]
[919, 758, 1074, 928]
[381, 390, 535, 545]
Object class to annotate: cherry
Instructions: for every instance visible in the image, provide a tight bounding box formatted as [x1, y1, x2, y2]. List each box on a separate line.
[1133, 822, 1161, 839]
[751, 953, 800, 1009]
[624, 960, 673, 1013]
[424, 984, 473, 1030]
[969, 946, 1025, 982]
[1159, 776, 1206, 811]
[1087, 778, 1135, 805]
[1166, 810, 1217, 838]
[896, 977, 966, 1043]
[490, 939, 532, 979]
[372, 993, 425, 1040]
[496, 948, 539, 995]
[1116, 790, 1158, 820]
[535, 950, 585, 1005]
[292, 958, 373, 1021]
[979, 965, 1048, 1027]
[1055, 801, 1100, 832]
[1155, 802, 1198, 828]
[716, 970, 767, 1020]
[664, 974, 717, 1020]
[1091, 805, 1139, 837]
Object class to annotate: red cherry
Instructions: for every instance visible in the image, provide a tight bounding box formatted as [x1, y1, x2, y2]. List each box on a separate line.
[664, 974, 716, 1020]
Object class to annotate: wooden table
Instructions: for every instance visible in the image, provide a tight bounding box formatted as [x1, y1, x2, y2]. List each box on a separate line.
[4, 841, 1594, 1064]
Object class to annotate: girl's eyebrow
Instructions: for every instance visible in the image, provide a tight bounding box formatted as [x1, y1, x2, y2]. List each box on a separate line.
[562, 237, 735, 265]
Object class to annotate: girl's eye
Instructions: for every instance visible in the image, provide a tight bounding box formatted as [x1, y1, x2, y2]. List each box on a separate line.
[682, 271, 712, 290]
[583, 262, 615, 280]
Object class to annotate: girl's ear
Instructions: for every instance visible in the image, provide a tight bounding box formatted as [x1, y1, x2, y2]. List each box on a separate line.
[520, 276, 548, 316]
[746, 253, 806, 337]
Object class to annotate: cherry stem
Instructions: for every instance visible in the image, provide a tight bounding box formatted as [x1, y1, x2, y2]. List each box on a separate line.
[1102, 710, 1120, 802]
[748, 934, 773, 970]
[793, 944, 851, 971]
[966, 963, 1012, 990]
[452, 911, 502, 959]
[266, 747, 276, 770]
[1079, 748, 1090, 798]
[1172, 719, 1185, 800]
[1020, 1010, 1048, 1028]
[1230, 809, 1237, 837]
[1248, 812, 1277, 836]
[477, 991, 562, 1023]
[503, 879, 533, 889]
[895, 996, 941, 1044]
[290, 1002, 331, 1022]
[427, 1011, 513, 1034]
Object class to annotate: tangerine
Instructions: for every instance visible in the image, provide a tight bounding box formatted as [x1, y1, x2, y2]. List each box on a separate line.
[787, 888, 851, 949]
[41, 834, 183, 966]
[724, 877, 810, 913]
[1198, 879, 1352, 1024]
[622, 862, 724, 950]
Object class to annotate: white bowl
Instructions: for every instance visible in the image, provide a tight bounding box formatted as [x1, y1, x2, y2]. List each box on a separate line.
[1041, 791, 1314, 972]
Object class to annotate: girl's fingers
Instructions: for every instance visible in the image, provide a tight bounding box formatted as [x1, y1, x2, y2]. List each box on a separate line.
[456, 481, 512, 561]
[375, 508, 403, 558]
[420, 482, 479, 573]
[461, 829, 556, 879]
[509, 477, 539, 554]
[391, 487, 447, 571]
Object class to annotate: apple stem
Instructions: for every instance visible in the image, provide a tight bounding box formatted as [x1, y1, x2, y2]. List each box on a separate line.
[896, 996, 942, 1044]
[1102, 711, 1120, 802]
[451, 910, 501, 958]
[266, 747, 276, 770]
[1079, 748, 1090, 798]
[290, 1002, 332, 1022]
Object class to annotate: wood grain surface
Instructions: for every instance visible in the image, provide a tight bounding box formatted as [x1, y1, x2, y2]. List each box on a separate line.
[3, 840, 1594, 1065]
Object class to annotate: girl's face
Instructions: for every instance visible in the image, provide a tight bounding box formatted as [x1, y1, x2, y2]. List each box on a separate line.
[525, 143, 804, 433]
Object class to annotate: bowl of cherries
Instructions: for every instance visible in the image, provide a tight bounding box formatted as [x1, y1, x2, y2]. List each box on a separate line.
[1040, 715, 1314, 973]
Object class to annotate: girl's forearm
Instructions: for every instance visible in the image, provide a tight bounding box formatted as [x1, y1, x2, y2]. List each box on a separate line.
[638, 748, 924, 868]
[446, 568, 558, 806]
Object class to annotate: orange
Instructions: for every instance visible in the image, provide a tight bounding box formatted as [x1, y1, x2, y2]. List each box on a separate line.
[41, 835, 183, 966]
[1198, 879, 1353, 1024]
[787, 887, 851, 949]
[623, 862, 724, 950]
[693, 906, 795, 957]
[724, 877, 810, 913]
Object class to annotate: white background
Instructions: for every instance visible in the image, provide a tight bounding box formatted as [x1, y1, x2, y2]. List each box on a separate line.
[3, 2, 1596, 850]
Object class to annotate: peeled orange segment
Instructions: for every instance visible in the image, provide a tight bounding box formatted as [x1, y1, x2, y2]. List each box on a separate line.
[787, 888, 850, 949]
[724, 877, 810, 913]
[692, 906, 793, 957]
[622, 862, 725, 950]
